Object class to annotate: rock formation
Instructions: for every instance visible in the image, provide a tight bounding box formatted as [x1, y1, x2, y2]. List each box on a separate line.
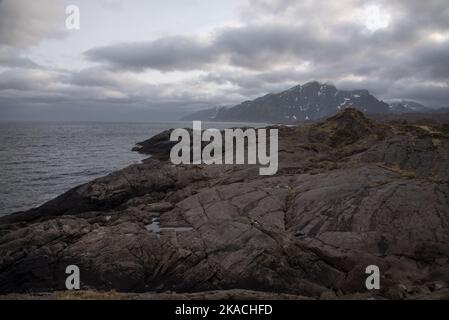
[1, 108, 449, 299]
[182, 82, 390, 123]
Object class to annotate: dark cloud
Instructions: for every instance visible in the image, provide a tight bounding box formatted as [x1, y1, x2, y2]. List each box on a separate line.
[0, 0, 65, 48]
[0, 64, 240, 121]
[387, 81, 449, 106]
[1, 0, 449, 119]
[69, 67, 141, 88]
[0, 56, 38, 68]
[410, 42, 449, 80]
[85, 36, 217, 72]
[0, 69, 54, 91]
[0, 48, 39, 68]
[85, 24, 346, 71]
[215, 24, 345, 69]
[81, 0, 449, 107]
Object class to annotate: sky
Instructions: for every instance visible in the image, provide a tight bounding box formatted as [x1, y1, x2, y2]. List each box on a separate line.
[0, 0, 449, 121]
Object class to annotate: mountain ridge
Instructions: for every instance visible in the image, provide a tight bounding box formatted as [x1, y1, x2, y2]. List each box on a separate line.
[389, 100, 429, 113]
[181, 81, 391, 123]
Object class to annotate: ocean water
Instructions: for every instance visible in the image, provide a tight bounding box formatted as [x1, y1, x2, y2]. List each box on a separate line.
[0, 121, 263, 216]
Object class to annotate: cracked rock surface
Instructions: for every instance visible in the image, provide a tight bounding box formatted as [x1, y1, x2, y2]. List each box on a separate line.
[1, 109, 449, 299]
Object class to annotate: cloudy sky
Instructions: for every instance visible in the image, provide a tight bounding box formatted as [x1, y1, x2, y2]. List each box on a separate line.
[1, 0, 448, 121]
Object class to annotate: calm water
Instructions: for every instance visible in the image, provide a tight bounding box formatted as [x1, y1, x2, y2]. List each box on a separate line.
[0, 121, 263, 215]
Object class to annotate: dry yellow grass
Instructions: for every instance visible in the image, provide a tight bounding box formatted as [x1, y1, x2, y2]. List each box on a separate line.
[55, 290, 126, 300]
[432, 138, 441, 147]
[377, 163, 417, 179]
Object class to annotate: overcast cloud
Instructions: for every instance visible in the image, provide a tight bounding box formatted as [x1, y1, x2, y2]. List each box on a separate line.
[0, 0, 448, 120]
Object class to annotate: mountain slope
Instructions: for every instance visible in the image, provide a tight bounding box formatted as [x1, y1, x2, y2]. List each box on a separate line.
[389, 100, 429, 113]
[180, 106, 227, 121]
[183, 81, 390, 123]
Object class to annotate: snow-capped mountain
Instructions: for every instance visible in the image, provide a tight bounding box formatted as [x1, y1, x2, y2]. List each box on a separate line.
[389, 100, 429, 114]
[182, 81, 390, 123]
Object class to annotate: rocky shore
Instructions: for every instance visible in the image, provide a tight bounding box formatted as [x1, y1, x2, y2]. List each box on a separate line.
[1, 108, 449, 299]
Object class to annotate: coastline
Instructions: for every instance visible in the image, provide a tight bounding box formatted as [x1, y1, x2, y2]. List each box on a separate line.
[1, 109, 449, 299]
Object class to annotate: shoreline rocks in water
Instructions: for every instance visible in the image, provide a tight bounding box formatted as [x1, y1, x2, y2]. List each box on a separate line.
[1, 108, 449, 299]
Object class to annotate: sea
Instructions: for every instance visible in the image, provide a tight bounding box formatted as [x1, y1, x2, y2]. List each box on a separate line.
[0, 121, 264, 216]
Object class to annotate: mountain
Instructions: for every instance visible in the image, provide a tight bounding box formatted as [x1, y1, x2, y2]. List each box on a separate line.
[180, 106, 227, 121]
[432, 107, 449, 114]
[182, 81, 390, 123]
[389, 100, 429, 113]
